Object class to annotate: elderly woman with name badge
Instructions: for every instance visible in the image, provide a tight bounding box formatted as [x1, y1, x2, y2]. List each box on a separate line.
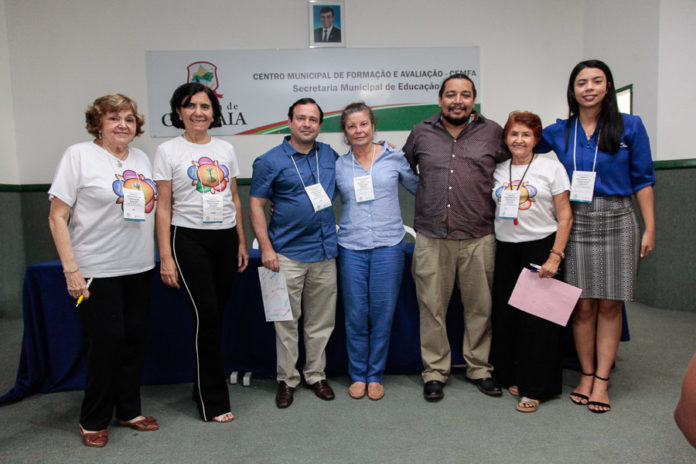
[48, 94, 159, 447]
[154, 82, 248, 423]
[537, 60, 656, 414]
[490, 111, 572, 413]
[335, 102, 418, 400]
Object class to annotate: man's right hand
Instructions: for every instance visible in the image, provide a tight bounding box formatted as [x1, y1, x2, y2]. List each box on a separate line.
[261, 247, 280, 272]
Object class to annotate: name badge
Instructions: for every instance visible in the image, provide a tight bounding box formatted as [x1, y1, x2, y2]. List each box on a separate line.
[305, 183, 332, 212]
[123, 187, 145, 221]
[202, 193, 224, 223]
[499, 189, 521, 219]
[353, 175, 375, 203]
[570, 171, 596, 203]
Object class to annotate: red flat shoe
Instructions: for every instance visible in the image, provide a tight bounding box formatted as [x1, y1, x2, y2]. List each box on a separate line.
[118, 415, 159, 432]
[79, 426, 108, 447]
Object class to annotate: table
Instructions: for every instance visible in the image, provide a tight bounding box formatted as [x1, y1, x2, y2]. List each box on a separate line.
[1, 245, 629, 404]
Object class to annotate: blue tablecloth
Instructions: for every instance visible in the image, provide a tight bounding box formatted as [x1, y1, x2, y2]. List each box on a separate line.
[1, 245, 628, 404]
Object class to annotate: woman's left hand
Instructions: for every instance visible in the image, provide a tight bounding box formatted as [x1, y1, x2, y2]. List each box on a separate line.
[640, 229, 655, 258]
[538, 254, 562, 278]
[238, 244, 249, 273]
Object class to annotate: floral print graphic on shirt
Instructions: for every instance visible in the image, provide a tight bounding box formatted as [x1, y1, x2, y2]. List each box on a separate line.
[187, 156, 229, 194]
[112, 170, 158, 213]
[494, 180, 537, 211]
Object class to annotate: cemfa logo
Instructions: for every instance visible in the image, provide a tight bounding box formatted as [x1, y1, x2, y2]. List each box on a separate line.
[187, 61, 223, 98]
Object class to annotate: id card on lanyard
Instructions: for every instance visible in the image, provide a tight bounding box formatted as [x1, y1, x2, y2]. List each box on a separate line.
[290, 148, 331, 212]
[202, 193, 224, 223]
[498, 156, 534, 222]
[352, 144, 377, 203]
[499, 189, 521, 219]
[123, 186, 146, 221]
[570, 118, 598, 203]
[105, 151, 145, 221]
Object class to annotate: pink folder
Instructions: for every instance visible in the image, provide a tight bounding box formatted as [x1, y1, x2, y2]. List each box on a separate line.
[508, 268, 582, 326]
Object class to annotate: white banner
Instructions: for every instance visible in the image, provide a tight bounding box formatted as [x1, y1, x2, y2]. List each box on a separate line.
[146, 47, 479, 136]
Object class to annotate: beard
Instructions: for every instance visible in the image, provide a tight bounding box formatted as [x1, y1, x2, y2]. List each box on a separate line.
[442, 108, 471, 126]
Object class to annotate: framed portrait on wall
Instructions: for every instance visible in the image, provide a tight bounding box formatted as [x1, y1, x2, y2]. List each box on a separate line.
[309, 0, 345, 48]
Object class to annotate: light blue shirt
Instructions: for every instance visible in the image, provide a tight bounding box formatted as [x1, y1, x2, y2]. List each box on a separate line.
[335, 144, 418, 250]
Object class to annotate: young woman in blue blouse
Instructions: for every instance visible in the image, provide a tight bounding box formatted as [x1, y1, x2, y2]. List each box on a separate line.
[335, 102, 418, 401]
[537, 60, 655, 413]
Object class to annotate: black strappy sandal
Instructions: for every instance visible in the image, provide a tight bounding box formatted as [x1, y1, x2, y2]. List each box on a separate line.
[569, 371, 594, 405]
[587, 374, 611, 413]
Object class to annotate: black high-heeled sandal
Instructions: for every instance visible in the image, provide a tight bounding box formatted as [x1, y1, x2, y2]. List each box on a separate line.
[569, 371, 594, 405]
[587, 374, 611, 413]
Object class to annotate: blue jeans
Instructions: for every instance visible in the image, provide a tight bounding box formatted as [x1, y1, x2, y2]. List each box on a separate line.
[338, 241, 405, 383]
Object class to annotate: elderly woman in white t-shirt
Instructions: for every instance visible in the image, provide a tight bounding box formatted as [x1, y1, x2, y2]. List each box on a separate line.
[154, 83, 248, 423]
[48, 94, 159, 447]
[490, 111, 573, 413]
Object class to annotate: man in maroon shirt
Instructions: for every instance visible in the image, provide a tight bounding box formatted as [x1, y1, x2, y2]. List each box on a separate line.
[404, 74, 509, 402]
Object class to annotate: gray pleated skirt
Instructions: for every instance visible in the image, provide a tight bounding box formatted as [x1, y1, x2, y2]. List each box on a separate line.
[565, 196, 640, 301]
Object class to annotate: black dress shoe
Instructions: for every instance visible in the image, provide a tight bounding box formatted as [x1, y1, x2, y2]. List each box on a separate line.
[276, 381, 295, 408]
[309, 379, 335, 400]
[466, 377, 502, 397]
[423, 380, 444, 402]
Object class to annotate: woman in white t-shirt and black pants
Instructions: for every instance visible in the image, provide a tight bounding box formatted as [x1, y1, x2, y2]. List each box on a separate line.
[48, 94, 160, 447]
[154, 83, 248, 423]
[490, 111, 573, 413]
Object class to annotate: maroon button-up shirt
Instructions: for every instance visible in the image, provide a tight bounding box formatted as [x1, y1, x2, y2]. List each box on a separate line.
[404, 112, 510, 240]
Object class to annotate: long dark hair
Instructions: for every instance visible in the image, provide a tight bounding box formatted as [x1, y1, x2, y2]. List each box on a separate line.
[564, 59, 623, 154]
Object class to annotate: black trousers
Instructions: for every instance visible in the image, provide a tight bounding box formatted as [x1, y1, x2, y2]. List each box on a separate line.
[79, 271, 151, 430]
[491, 234, 563, 400]
[172, 225, 238, 421]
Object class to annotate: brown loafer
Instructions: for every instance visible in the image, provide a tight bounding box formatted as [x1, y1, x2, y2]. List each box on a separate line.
[310, 379, 335, 400]
[349, 381, 366, 399]
[276, 381, 295, 408]
[79, 426, 108, 448]
[117, 415, 159, 432]
[367, 382, 385, 401]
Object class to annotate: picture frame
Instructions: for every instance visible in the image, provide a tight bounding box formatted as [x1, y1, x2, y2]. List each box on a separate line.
[617, 84, 633, 114]
[308, 0, 345, 48]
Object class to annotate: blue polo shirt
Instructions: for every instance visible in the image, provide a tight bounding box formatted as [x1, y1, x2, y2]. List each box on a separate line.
[537, 114, 655, 197]
[250, 136, 338, 262]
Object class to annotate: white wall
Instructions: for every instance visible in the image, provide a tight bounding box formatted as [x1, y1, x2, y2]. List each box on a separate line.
[2, 0, 692, 183]
[3, 0, 583, 182]
[657, 0, 696, 161]
[0, 0, 19, 184]
[584, 0, 660, 152]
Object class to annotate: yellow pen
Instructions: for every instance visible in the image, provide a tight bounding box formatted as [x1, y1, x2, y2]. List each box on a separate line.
[75, 277, 94, 308]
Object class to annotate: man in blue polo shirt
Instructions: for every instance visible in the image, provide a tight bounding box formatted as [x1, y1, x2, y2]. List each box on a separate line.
[249, 98, 338, 408]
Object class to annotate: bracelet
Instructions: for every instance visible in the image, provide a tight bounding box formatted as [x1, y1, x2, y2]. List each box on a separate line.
[550, 249, 565, 259]
[63, 268, 80, 274]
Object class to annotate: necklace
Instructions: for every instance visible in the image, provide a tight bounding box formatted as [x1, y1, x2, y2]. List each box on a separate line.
[95, 139, 128, 166]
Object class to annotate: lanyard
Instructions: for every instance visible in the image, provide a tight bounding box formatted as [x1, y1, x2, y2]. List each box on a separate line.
[290, 148, 320, 189]
[351, 144, 377, 179]
[573, 118, 599, 173]
[508, 154, 535, 191]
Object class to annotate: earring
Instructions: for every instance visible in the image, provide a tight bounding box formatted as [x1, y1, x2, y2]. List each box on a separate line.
[98, 130, 102, 139]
